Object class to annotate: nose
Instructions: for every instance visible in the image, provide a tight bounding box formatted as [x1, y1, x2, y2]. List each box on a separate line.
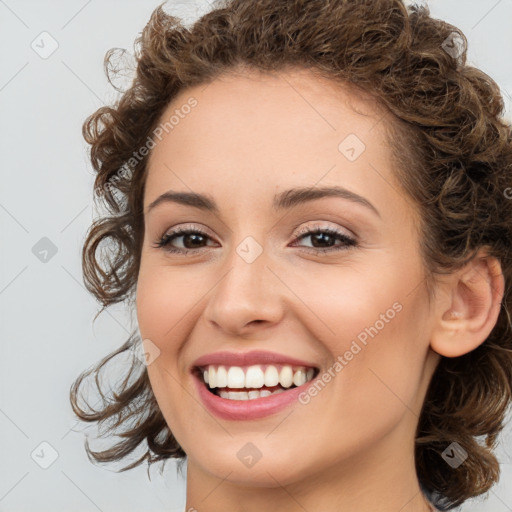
[202, 244, 285, 336]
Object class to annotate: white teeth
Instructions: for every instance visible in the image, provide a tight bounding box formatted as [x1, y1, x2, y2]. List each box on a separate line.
[202, 364, 316, 391]
[279, 366, 294, 388]
[227, 366, 245, 388]
[245, 365, 265, 388]
[264, 365, 280, 386]
[208, 366, 216, 388]
[293, 368, 307, 386]
[219, 388, 278, 400]
[216, 365, 228, 387]
[230, 391, 248, 400]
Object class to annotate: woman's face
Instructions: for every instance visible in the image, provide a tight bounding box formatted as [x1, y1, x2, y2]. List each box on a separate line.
[136, 68, 440, 487]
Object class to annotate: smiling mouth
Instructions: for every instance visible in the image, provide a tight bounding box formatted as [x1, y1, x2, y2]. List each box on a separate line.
[194, 364, 319, 400]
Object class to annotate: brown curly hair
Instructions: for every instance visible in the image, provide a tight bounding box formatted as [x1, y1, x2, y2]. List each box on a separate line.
[70, 0, 512, 509]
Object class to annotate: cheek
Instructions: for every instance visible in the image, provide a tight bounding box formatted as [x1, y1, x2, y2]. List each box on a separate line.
[135, 266, 201, 442]
[136, 264, 204, 342]
[284, 259, 411, 347]
[143, 360, 200, 457]
[298, 261, 429, 408]
[321, 287, 431, 433]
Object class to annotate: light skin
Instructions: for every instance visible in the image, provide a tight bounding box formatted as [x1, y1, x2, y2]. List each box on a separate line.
[135, 67, 504, 512]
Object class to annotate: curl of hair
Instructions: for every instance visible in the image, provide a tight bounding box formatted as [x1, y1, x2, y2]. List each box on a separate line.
[71, 0, 512, 508]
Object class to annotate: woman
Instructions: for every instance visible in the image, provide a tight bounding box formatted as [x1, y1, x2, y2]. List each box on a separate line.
[71, 1, 512, 511]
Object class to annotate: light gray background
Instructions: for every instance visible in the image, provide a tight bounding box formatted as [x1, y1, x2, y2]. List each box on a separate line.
[1, 1, 511, 511]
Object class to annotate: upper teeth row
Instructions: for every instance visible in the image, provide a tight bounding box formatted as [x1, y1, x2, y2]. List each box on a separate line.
[203, 365, 315, 389]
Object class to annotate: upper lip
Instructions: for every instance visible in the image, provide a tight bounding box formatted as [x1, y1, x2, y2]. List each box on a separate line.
[192, 350, 319, 370]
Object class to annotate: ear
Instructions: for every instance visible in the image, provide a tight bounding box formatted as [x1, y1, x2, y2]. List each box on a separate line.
[430, 250, 505, 358]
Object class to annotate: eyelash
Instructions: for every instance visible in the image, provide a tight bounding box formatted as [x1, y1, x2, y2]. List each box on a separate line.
[152, 224, 358, 255]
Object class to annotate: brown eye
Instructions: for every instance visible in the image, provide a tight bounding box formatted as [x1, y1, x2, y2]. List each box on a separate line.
[291, 227, 357, 254]
[153, 228, 218, 254]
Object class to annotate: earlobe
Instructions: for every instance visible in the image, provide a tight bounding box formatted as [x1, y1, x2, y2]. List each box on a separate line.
[430, 251, 504, 358]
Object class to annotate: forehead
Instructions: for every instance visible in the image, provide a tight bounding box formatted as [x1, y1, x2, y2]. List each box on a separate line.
[144, 67, 408, 218]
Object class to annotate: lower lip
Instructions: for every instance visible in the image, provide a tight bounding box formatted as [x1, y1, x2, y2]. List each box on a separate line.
[193, 372, 315, 421]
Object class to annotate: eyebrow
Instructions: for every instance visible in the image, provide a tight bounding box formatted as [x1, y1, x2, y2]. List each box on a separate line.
[146, 186, 380, 218]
